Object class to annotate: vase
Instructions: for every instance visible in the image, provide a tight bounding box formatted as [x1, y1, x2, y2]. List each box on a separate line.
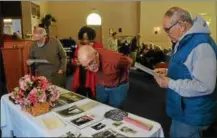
[25, 102, 50, 116]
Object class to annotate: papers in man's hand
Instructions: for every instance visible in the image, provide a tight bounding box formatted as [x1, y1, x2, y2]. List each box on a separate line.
[135, 62, 159, 77]
[29, 59, 49, 63]
[27, 59, 49, 64]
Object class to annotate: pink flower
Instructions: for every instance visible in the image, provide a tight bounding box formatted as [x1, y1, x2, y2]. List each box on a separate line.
[19, 78, 28, 91]
[11, 87, 20, 99]
[16, 96, 24, 104]
[35, 76, 50, 91]
[48, 86, 60, 102]
[37, 89, 47, 103]
[18, 90, 24, 97]
[19, 75, 33, 91]
[22, 99, 31, 106]
[30, 88, 37, 96]
[28, 88, 38, 106]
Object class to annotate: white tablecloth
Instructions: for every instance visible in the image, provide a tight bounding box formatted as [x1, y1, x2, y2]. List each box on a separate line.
[1, 90, 164, 137]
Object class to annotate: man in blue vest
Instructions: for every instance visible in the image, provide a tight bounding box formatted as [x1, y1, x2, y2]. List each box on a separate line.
[154, 7, 217, 137]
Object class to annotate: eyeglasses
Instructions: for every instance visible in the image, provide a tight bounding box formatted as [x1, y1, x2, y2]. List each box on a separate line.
[84, 51, 98, 69]
[164, 21, 179, 34]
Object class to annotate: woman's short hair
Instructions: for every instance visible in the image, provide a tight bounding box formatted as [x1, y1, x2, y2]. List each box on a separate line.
[112, 32, 117, 37]
[78, 26, 96, 41]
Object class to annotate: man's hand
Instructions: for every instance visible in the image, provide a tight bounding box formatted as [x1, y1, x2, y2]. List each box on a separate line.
[154, 76, 170, 88]
[57, 69, 63, 74]
[154, 68, 168, 77]
[26, 59, 33, 66]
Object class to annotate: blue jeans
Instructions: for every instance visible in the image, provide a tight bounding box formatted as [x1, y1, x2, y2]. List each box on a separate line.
[96, 82, 129, 108]
[170, 120, 207, 138]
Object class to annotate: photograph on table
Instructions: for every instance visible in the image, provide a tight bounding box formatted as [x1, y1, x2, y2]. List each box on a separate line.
[60, 131, 81, 138]
[70, 113, 102, 129]
[53, 92, 86, 108]
[91, 122, 106, 130]
[71, 115, 93, 126]
[120, 126, 137, 134]
[52, 92, 85, 108]
[52, 99, 69, 108]
[60, 92, 85, 103]
[78, 100, 100, 111]
[112, 121, 124, 127]
[60, 131, 75, 137]
[56, 105, 84, 117]
[92, 129, 127, 138]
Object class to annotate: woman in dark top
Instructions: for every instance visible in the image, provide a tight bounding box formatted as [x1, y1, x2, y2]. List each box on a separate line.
[72, 26, 103, 99]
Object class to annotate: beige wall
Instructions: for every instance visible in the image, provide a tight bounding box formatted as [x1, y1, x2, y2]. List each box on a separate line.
[48, 1, 139, 45]
[21, 1, 32, 39]
[140, 1, 217, 49]
[21, 1, 217, 48]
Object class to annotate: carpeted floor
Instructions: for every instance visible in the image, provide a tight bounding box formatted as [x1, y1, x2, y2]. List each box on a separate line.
[122, 70, 171, 137]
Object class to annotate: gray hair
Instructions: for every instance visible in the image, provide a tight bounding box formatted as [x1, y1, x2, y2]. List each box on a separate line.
[34, 27, 47, 37]
[165, 7, 193, 25]
[39, 28, 47, 36]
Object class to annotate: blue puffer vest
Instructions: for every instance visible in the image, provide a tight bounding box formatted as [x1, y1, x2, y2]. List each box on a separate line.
[167, 33, 217, 126]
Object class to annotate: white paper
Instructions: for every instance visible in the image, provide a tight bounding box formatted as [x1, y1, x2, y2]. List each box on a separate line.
[28, 59, 49, 63]
[135, 62, 159, 77]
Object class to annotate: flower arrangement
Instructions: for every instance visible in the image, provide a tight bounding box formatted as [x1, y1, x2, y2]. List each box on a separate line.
[10, 75, 60, 112]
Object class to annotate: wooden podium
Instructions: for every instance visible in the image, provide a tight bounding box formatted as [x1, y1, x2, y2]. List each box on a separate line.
[1, 40, 32, 92]
[1, 47, 24, 92]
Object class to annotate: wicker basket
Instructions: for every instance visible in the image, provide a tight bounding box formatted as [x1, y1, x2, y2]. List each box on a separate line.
[26, 102, 50, 116]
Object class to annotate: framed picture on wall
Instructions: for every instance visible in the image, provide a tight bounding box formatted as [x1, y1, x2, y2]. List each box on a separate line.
[31, 2, 40, 18]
